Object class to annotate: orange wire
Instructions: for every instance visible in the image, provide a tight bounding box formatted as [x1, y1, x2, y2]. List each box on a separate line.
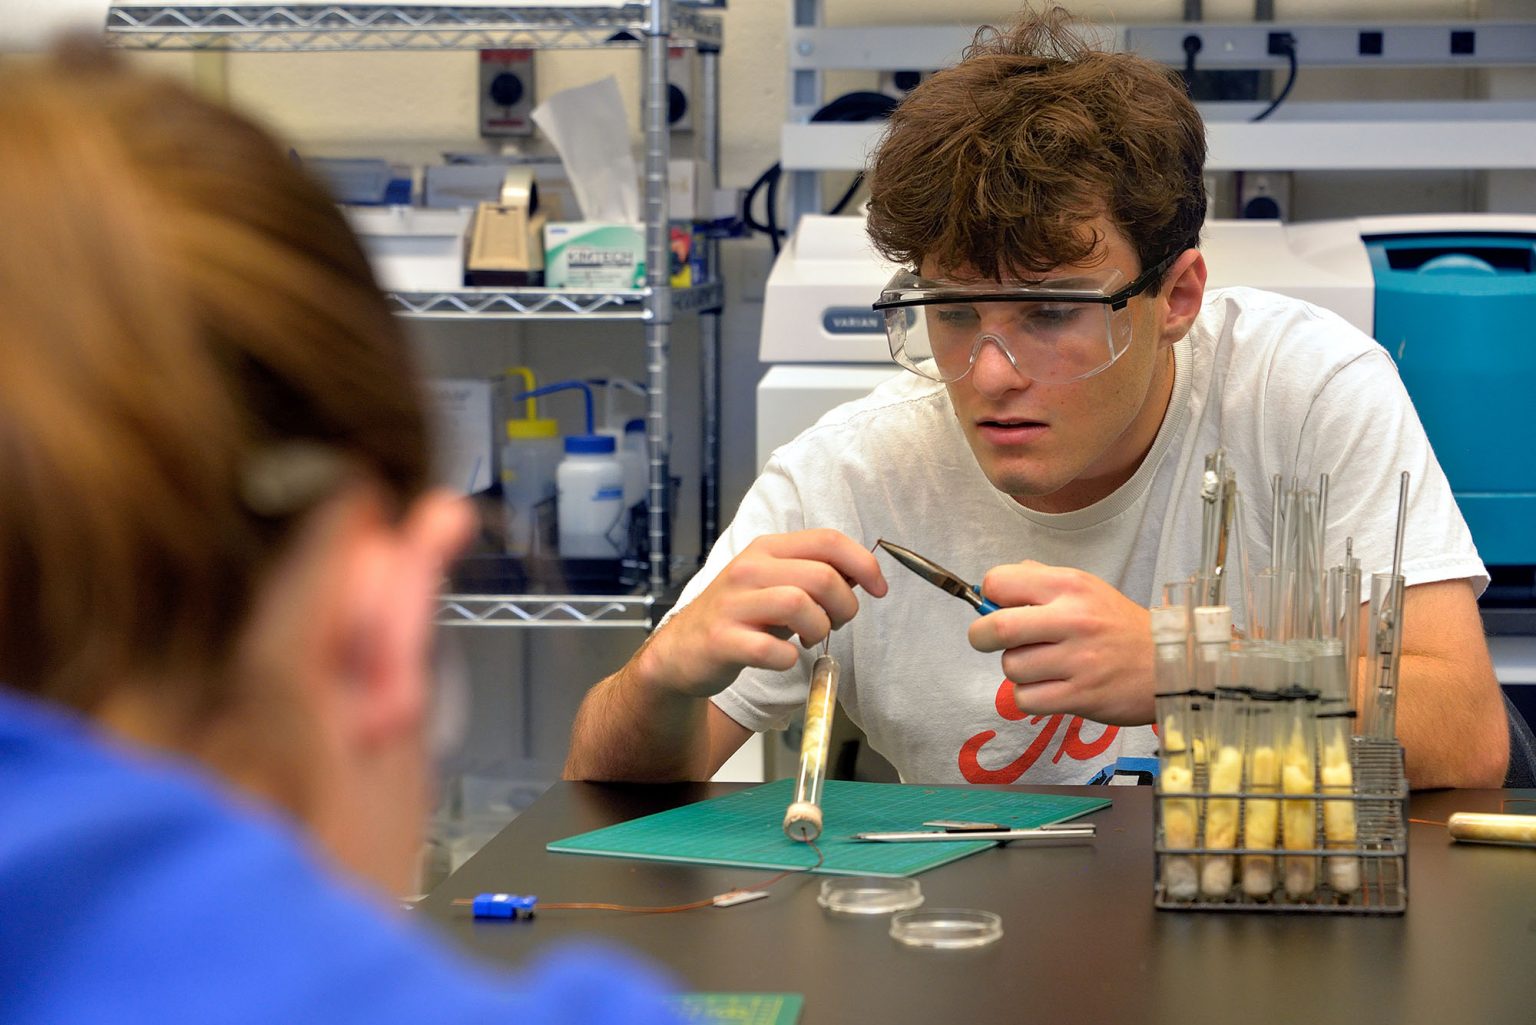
[453, 841, 826, 916]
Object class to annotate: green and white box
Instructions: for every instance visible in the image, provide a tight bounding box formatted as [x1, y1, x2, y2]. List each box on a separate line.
[544, 222, 645, 290]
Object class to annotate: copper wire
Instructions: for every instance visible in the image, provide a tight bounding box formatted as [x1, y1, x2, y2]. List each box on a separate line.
[452, 840, 826, 916]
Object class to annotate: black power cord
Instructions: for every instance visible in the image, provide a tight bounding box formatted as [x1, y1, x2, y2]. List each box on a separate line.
[1251, 32, 1299, 122]
[1181, 33, 1203, 93]
[1179, 29, 1298, 118]
[743, 90, 899, 255]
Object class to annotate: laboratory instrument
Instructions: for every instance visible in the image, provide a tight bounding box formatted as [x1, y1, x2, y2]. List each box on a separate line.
[875, 539, 1000, 614]
[853, 825, 1096, 843]
[1152, 601, 1199, 902]
[1364, 472, 1410, 741]
[817, 877, 923, 914]
[1446, 811, 1536, 847]
[783, 648, 841, 842]
[1153, 459, 1409, 914]
[889, 908, 1003, 950]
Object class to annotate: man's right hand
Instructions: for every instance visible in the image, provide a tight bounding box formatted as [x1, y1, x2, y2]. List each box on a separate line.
[632, 529, 888, 699]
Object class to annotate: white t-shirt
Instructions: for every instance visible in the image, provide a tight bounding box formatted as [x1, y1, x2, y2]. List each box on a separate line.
[678, 287, 1485, 785]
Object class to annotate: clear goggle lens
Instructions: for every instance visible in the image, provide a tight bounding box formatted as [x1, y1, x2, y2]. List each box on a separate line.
[874, 255, 1175, 385]
[883, 300, 1133, 385]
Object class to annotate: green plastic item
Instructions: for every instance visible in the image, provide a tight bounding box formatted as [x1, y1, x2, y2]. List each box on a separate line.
[547, 778, 1109, 878]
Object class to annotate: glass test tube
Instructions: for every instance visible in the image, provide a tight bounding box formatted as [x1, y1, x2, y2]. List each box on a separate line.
[1310, 634, 1360, 895]
[783, 653, 840, 842]
[1318, 709, 1361, 895]
[1280, 677, 1321, 900]
[1152, 603, 1198, 901]
[1252, 567, 1294, 645]
[1193, 606, 1240, 899]
[1162, 580, 1207, 770]
[1241, 650, 1283, 898]
[1362, 571, 1405, 741]
[1324, 563, 1362, 703]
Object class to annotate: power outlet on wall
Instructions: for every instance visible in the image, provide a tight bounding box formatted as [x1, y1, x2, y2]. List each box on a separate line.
[667, 46, 696, 134]
[479, 49, 535, 138]
[876, 69, 930, 100]
[1237, 171, 1292, 220]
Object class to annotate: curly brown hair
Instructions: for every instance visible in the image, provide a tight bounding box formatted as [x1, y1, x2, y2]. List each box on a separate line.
[866, 5, 1206, 288]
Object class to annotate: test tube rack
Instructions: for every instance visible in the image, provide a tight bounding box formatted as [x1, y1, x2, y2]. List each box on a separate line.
[1153, 736, 1408, 914]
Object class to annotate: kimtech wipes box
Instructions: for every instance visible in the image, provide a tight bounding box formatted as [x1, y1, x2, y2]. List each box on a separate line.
[544, 222, 645, 290]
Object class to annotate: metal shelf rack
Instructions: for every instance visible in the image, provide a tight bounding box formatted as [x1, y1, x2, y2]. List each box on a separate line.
[386, 282, 723, 319]
[106, 2, 724, 629]
[436, 592, 655, 628]
[106, 4, 722, 51]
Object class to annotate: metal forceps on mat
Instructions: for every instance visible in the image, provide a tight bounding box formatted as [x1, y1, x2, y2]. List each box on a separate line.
[875, 539, 1000, 615]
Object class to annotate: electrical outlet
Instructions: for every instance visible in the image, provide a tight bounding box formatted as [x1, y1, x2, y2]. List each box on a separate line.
[877, 69, 930, 99]
[1237, 171, 1292, 220]
[479, 49, 535, 138]
[667, 46, 695, 133]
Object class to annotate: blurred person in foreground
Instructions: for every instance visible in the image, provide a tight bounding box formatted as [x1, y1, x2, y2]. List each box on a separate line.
[0, 40, 681, 1025]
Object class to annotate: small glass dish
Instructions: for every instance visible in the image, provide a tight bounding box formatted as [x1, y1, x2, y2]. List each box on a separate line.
[890, 908, 1003, 949]
[817, 876, 924, 915]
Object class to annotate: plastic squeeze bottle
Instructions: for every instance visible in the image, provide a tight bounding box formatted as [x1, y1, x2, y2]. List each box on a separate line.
[500, 367, 561, 557]
[556, 432, 626, 558]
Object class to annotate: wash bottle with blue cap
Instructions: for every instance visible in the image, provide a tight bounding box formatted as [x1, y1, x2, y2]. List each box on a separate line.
[510, 379, 626, 561]
[589, 377, 648, 515]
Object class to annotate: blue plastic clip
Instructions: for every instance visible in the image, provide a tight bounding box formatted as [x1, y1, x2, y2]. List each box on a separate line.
[471, 893, 538, 920]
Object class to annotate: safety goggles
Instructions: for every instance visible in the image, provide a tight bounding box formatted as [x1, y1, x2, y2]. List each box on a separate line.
[872, 251, 1177, 384]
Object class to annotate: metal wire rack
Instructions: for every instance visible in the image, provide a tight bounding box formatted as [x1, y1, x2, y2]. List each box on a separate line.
[106, 5, 724, 52]
[1153, 736, 1408, 914]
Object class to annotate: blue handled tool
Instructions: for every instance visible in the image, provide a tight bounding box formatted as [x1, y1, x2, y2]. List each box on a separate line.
[875, 539, 1000, 615]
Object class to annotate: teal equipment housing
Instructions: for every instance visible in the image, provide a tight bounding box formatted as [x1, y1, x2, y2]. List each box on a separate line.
[1366, 233, 1536, 567]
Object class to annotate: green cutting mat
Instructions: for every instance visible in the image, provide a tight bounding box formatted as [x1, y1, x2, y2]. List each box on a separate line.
[671, 993, 802, 1025]
[547, 778, 1109, 878]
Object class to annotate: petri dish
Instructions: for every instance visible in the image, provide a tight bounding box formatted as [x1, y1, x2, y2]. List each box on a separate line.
[817, 876, 924, 915]
[890, 908, 1003, 949]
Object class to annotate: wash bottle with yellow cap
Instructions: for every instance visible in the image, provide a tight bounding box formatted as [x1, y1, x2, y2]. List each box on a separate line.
[500, 367, 561, 557]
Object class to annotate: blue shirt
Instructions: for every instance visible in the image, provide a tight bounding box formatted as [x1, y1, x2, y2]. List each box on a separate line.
[0, 690, 683, 1025]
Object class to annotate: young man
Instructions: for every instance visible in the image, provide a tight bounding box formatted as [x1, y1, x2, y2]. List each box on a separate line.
[565, 8, 1507, 789]
[0, 42, 681, 1024]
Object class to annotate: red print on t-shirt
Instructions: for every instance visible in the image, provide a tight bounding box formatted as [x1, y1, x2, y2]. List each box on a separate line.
[958, 679, 1119, 783]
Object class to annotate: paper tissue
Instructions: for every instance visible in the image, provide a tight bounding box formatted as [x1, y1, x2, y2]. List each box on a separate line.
[531, 77, 646, 291]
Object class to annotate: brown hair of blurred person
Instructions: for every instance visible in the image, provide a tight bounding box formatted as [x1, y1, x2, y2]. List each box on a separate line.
[0, 40, 471, 894]
[865, 4, 1207, 287]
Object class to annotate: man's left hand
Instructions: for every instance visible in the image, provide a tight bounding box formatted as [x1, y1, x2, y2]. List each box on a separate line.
[968, 560, 1155, 726]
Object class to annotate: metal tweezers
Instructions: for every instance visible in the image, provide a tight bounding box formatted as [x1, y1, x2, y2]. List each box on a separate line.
[875, 539, 1000, 615]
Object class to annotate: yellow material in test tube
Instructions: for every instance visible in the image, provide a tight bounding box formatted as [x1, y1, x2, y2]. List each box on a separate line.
[1320, 731, 1360, 894]
[784, 654, 840, 842]
[1242, 744, 1280, 897]
[1201, 744, 1242, 898]
[1282, 734, 1319, 899]
[1158, 718, 1199, 901]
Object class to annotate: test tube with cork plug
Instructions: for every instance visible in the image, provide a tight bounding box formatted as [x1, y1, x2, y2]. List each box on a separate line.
[784, 644, 840, 842]
[1152, 599, 1198, 902]
[1193, 601, 1241, 899]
